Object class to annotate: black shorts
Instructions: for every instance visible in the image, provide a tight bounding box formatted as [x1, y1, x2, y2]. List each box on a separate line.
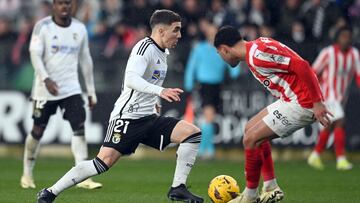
[199, 83, 221, 112]
[32, 94, 85, 129]
[102, 114, 180, 155]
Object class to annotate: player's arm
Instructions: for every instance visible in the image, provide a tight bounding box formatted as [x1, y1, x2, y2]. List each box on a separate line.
[79, 27, 97, 109]
[291, 58, 332, 127]
[29, 21, 59, 95]
[125, 54, 183, 102]
[312, 48, 329, 76]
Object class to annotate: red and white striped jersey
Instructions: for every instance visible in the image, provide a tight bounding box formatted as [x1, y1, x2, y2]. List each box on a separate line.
[245, 37, 323, 108]
[312, 44, 360, 102]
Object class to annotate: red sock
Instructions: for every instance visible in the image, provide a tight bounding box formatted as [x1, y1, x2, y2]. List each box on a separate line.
[314, 129, 330, 153]
[334, 127, 345, 157]
[261, 141, 275, 181]
[245, 148, 262, 189]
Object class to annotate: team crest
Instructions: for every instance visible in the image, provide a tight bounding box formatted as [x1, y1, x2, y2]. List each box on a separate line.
[152, 70, 161, 80]
[112, 133, 122, 144]
[73, 33, 78, 40]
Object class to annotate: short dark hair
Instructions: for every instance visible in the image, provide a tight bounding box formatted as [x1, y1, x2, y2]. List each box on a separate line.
[214, 26, 242, 48]
[334, 26, 352, 42]
[149, 9, 181, 29]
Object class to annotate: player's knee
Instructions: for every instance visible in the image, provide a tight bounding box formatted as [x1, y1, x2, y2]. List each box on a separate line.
[31, 126, 45, 140]
[243, 133, 256, 149]
[70, 121, 85, 133]
[181, 131, 202, 144]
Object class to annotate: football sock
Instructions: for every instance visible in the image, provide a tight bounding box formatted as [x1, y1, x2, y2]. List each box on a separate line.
[243, 187, 258, 199]
[199, 122, 215, 156]
[23, 133, 40, 177]
[172, 132, 201, 187]
[263, 179, 278, 191]
[314, 129, 330, 154]
[334, 127, 345, 157]
[260, 141, 275, 182]
[245, 148, 262, 189]
[71, 134, 88, 165]
[48, 157, 108, 195]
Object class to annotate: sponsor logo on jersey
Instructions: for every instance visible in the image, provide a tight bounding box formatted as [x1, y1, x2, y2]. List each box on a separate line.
[112, 133, 122, 144]
[51, 45, 79, 54]
[51, 45, 59, 53]
[151, 70, 166, 80]
[263, 79, 271, 87]
[273, 110, 292, 127]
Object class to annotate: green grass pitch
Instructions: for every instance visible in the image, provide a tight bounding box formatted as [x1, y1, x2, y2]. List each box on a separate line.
[0, 157, 359, 202]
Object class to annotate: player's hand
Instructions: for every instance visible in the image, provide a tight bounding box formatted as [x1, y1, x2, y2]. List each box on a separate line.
[313, 101, 333, 128]
[160, 88, 183, 102]
[44, 78, 59, 96]
[88, 94, 97, 110]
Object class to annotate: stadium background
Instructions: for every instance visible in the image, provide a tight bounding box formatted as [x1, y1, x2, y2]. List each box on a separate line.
[1, 1, 360, 203]
[1, 0, 360, 150]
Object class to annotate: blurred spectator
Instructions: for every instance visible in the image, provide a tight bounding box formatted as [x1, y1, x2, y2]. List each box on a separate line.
[0, 0, 20, 19]
[348, 0, 360, 46]
[246, 0, 271, 26]
[228, 0, 248, 26]
[276, 0, 302, 37]
[184, 17, 240, 159]
[155, 0, 181, 13]
[0, 16, 17, 88]
[99, 0, 123, 28]
[179, 0, 204, 40]
[281, 20, 318, 62]
[300, 0, 343, 44]
[76, 0, 101, 38]
[240, 23, 259, 41]
[208, 0, 238, 27]
[122, 0, 154, 27]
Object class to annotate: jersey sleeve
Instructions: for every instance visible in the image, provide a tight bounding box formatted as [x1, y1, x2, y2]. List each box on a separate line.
[29, 21, 49, 81]
[125, 49, 164, 96]
[79, 26, 96, 96]
[312, 48, 329, 75]
[250, 41, 291, 74]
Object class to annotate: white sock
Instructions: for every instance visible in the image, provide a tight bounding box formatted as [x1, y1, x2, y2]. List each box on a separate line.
[71, 136, 88, 165]
[23, 134, 40, 177]
[311, 151, 320, 158]
[48, 158, 108, 195]
[243, 187, 258, 199]
[263, 178, 278, 191]
[172, 142, 199, 187]
[337, 155, 346, 162]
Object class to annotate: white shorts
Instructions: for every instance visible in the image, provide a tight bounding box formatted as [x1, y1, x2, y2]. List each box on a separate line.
[263, 100, 315, 137]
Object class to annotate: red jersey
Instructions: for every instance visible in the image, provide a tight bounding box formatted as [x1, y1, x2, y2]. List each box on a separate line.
[312, 44, 360, 102]
[245, 37, 323, 108]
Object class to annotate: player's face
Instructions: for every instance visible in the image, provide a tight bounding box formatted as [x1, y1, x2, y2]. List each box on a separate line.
[217, 45, 240, 67]
[161, 22, 181, 49]
[53, 0, 72, 20]
[338, 30, 352, 50]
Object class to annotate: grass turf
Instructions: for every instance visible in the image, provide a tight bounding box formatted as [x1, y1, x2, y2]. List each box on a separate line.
[0, 157, 359, 203]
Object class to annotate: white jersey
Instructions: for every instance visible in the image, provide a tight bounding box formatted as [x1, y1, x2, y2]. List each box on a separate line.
[29, 16, 95, 100]
[110, 37, 169, 120]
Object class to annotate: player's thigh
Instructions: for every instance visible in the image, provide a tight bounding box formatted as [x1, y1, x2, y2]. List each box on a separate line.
[263, 100, 315, 138]
[243, 119, 278, 148]
[60, 94, 86, 129]
[32, 99, 58, 130]
[97, 146, 122, 167]
[103, 115, 155, 155]
[245, 107, 269, 134]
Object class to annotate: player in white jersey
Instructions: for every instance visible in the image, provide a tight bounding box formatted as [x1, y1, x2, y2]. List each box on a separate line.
[21, 0, 101, 190]
[308, 26, 360, 170]
[37, 9, 204, 203]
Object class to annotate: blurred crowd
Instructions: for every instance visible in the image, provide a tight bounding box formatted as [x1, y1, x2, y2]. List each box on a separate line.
[0, 0, 359, 91]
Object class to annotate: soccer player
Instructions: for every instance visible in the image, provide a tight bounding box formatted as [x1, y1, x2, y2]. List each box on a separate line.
[213, 26, 332, 203]
[37, 9, 204, 203]
[307, 26, 360, 170]
[21, 0, 101, 190]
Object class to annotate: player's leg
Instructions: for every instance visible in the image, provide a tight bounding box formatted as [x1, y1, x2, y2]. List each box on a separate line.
[61, 95, 102, 189]
[21, 100, 57, 189]
[37, 116, 136, 202]
[143, 116, 203, 202]
[199, 105, 216, 159]
[333, 119, 353, 170]
[307, 124, 332, 170]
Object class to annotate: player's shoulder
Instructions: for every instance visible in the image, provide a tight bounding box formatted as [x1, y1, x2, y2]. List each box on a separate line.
[71, 18, 86, 30]
[33, 16, 52, 34]
[132, 37, 156, 57]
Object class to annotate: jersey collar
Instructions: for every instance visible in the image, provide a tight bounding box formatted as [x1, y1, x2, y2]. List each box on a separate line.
[148, 37, 166, 53]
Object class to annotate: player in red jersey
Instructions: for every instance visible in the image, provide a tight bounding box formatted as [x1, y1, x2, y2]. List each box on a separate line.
[308, 26, 360, 170]
[213, 26, 333, 203]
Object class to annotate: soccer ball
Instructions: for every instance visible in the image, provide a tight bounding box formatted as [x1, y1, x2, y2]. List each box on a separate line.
[208, 175, 241, 203]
